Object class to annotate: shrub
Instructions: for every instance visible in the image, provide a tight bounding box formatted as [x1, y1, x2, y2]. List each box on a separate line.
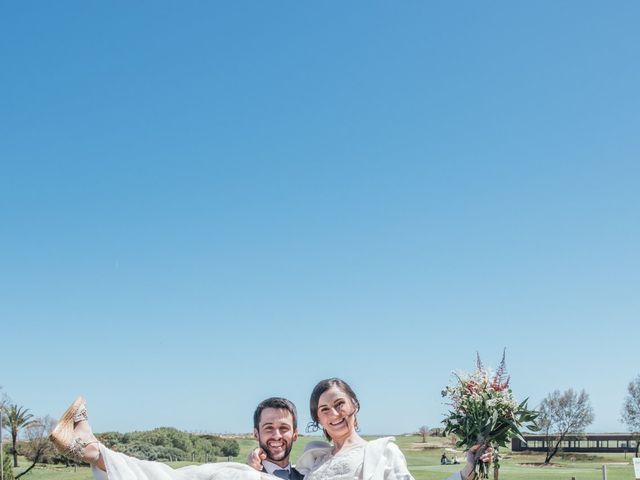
[2, 450, 14, 480]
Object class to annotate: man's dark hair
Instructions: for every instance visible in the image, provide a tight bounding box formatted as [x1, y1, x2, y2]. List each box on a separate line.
[253, 397, 298, 430]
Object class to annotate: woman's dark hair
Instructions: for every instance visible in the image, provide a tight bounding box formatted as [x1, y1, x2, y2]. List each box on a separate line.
[307, 378, 360, 441]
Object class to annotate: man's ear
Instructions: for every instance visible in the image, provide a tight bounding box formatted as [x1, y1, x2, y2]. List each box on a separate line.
[292, 429, 299, 442]
[253, 428, 259, 440]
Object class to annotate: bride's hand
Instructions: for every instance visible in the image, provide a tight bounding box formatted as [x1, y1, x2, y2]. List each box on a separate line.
[247, 447, 267, 471]
[460, 444, 493, 480]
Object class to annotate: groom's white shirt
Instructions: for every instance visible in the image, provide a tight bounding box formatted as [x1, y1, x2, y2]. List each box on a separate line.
[262, 460, 291, 474]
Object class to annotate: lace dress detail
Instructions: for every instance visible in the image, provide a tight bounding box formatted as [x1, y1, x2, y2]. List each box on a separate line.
[91, 437, 463, 480]
[304, 446, 365, 480]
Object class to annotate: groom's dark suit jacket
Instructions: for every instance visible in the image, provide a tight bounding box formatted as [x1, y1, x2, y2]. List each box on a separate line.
[262, 467, 304, 480]
[290, 467, 304, 480]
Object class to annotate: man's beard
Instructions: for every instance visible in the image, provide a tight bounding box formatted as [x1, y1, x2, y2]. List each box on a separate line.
[258, 438, 293, 463]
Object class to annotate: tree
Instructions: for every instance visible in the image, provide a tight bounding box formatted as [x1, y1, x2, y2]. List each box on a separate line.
[621, 374, 640, 457]
[15, 416, 55, 479]
[3, 404, 35, 467]
[418, 425, 429, 443]
[539, 389, 594, 464]
[220, 439, 239, 461]
[0, 387, 12, 479]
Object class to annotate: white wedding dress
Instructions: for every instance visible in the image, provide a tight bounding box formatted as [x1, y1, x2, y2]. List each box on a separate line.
[92, 437, 461, 480]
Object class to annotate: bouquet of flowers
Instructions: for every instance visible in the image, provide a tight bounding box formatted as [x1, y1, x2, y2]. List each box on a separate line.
[441, 351, 539, 479]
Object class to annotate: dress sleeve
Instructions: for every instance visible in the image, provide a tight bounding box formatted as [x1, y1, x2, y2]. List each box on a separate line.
[362, 438, 462, 480]
[362, 437, 412, 480]
[382, 442, 412, 480]
[294, 445, 332, 476]
[384, 444, 463, 480]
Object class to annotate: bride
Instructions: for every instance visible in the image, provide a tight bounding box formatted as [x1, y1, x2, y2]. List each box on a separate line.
[50, 378, 491, 480]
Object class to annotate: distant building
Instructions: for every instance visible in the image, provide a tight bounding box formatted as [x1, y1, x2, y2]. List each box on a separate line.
[512, 433, 638, 453]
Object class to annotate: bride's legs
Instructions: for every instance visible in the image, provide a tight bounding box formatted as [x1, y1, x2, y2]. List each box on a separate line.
[52, 397, 204, 479]
[50, 397, 107, 472]
[73, 412, 106, 471]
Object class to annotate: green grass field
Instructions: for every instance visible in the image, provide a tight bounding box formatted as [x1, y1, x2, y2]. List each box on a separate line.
[10, 435, 636, 480]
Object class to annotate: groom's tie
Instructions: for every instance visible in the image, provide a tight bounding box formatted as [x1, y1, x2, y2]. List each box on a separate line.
[273, 469, 289, 480]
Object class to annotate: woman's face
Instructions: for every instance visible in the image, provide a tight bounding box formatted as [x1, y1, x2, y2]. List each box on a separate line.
[317, 385, 357, 441]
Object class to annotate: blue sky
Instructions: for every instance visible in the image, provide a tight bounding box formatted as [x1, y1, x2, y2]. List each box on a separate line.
[1, 2, 639, 436]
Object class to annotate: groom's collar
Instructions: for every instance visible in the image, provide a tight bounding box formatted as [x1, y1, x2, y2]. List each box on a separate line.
[263, 460, 291, 475]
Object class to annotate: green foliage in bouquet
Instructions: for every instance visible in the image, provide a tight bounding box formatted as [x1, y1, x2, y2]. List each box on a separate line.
[442, 351, 539, 479]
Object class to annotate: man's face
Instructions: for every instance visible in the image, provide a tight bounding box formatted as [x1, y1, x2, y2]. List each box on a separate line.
[253, 407, 298, 467]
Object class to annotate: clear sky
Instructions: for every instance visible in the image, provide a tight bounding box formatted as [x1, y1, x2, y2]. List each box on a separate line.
[1, 2, 639, 437]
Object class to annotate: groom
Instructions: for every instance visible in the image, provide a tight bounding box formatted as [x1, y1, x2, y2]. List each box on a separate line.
[252, 397, 304, 480]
